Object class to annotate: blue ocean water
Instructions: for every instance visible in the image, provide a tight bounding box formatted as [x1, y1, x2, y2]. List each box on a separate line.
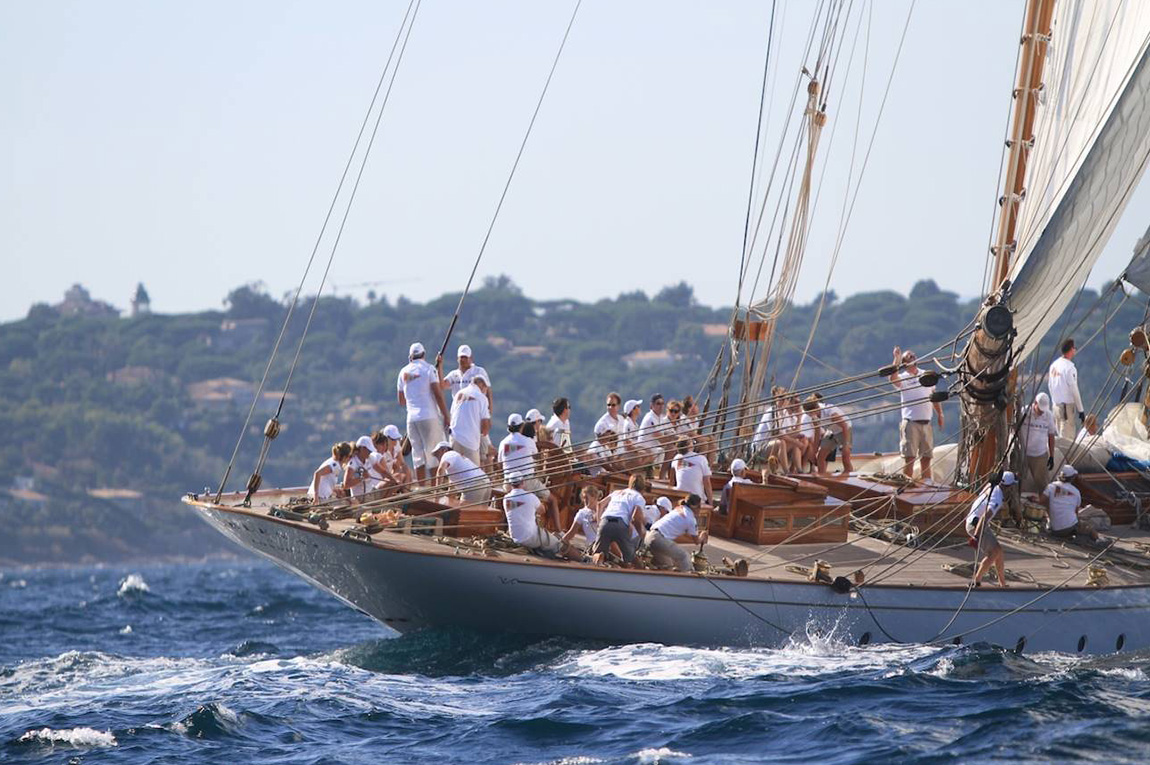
[2, 560, 1150, 765]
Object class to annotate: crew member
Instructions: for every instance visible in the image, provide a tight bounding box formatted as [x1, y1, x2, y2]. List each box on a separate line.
[344, 435, 377, 498]
[1020, 392, 1057, 493]
[592, 474, 648, 567]
[546, 397, 573, 452]
[562, 485, 601, 552]
[503, 471, 567, 556]
[965, 471, 1015, 588]
[432, 441, 492, 506]
[672, 438, 713, 505]
[645, 494, 708, 572]
[1042, 465, 1099, 541]
[718, 458, 753, 516]
[309, 442, 353, 501]
[890, 347, 944, 481]
[448, 373, 491, 465]
[1049, 338, 1085, 440]
[811, 392, 853, 473]
[397, 342, 450, 482]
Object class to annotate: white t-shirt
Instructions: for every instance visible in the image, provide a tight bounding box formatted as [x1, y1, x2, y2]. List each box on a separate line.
[799, 412, 817, 440]
[652, 506, 699, 539]
[602, 488, 646, 523]
[595, 411, 623, 437]
[585, 440, 618, 476]
[498, 432, 538, 477]
[672, 450, 711, 498]
[965, 485, 1005, 531]
[503, 487, 542, 544]
[365, 451, 392, 489]
[572, 506, 598, 545]
[820, 403, 849, 434]
[546, 414, 571, 450]
[309, 457, 343, 500]
[449, 382, 490, 452]
[752, 406, 775, 447]
[642, 504, 662, 527]
[382, 443, 406, 475]
[620, 416, 640, 448]
[1043, 480, 1081, 532]
[439, 450, 486, 490]
[1048, 356, 1083, 409]
[895, 370, 934, 421]
[397, 359, 441, 422]
[1021, 408, 1057, 457]
[637, 410, 668, 450]
[444, 364, 490, 399]
[346, 454, 369, 497]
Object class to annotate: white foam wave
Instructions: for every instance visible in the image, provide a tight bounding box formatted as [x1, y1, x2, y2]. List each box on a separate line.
[9, 578, 27, 588]
[117, 573, 150, 596]
[1099, 667, 1148, 681]
[18, 727, 117, 748]
[119, 625, 133, 635]
[636, 748, 692, 763]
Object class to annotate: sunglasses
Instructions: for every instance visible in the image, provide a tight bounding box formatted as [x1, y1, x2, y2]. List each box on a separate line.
[607, 402, 618, 407]
[669, 408, 681, 414]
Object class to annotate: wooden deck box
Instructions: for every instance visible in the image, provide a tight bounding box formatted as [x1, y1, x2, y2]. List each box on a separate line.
[731, 498, 849, 546]
[712, 477, 829, 540]
[445, 507, 505, 538]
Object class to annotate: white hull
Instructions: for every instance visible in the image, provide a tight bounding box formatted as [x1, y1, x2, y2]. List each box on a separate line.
[193, 503, 1150, 655]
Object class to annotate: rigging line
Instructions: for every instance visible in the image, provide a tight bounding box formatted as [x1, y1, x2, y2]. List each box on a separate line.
[789, 0, 916, 390]
[214, 0, 419, 502]
[436, 0, 582, 360]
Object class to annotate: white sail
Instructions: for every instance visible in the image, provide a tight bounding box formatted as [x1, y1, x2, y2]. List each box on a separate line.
[1121, 222, 1150, 293]
[1006, 0, 1150, 355]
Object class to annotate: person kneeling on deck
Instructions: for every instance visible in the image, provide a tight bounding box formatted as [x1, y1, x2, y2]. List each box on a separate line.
[965, 471, 1015, 588]
[432, 441, 492, 506]
[592, 474, 649, 567]
[503, 471, 568, 556]
[645, 494, 708, 573]
[1043, 465, 1100, 542]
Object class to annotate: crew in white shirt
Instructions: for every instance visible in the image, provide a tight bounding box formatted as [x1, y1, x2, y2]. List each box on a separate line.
[1042, 465, 1098, 541]
[591, 474, 649, 566]
[380, 424, 412, 486]
[965, 471, 1014, 587]
[1049, 338, 1085, 440]
[671, 438, 713, 504]
[1020, 392, 1057, 492]
[636, 393, 669, 467]
[364, 431, 400, 492]
[309, 441, 353, 501]
[343, 436, 377, 498]
[397, 342, 450, 481]
[448, 375, 491, 465]
[718, 458, 754, 516]
[645, 494, 708, 572]
[585, 425, 623, 477]
[503, 472, 566, 555]
[810, 392, 853, 473]
[620, 400, 643, 450]
[438, 344, 494, 463]
[432, 441, 492, 505]
[890, 347, 945, 481]
[546, 397, 572, 452]
[594, 392, 624, 442]
[498, 414, 538, 479]
[562, 485, 601, 551]
[642, 495, 673, 529]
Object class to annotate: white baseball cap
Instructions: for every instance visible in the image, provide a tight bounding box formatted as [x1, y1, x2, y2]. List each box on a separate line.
[409, 342, 425, 358]
[1000, 471, 1017, 486]
[432, 440, 452, 453]
[458, 344, 472, 358]
[730, 458, 747, 473]
[383, 424, 402, 440]
[624, 399, 642, 415]
[506, 471, 525, 484]
[355, 435, 376, 452]
[656, 496, 673, 513]
[507, 413, 524, 427]
[1036, 392, 1051, 413]
[525, 408, 544, 423]
[1059, 464, 1078, 480]
[471, 372, 490, 387]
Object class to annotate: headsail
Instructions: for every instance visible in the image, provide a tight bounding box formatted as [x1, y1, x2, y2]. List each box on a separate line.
[1121, 222, 1150, 293]
[1006, 0, 1150, 356]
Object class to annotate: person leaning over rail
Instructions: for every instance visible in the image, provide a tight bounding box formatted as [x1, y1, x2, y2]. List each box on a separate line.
[309, 441, 353, 502]
[965, 471, 1015, 588]
[1042, 465, 1100, 542]
[397, 342, 450, 484]
[890, 347, 944, 481]
[1049, 338, 1085, 441]
[645, 494, 708, 573]
[432, 441, 492, 506]
[365, 431, 399, 493]
[503, 471, 568, 557]
[591, 474, 649, 567]
[1020, 392, 1057, 493]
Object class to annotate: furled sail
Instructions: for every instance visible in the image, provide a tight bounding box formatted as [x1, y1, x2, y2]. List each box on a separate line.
[1006, 0, 1150, 356]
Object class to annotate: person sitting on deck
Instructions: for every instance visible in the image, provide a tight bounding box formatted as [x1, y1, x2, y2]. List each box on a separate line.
[776, 393, 808, 473]
[432, 441, 492, 506]
[799, 399, 823, 472]
[620, 399, 643, 451]
[752, 387, 791, 472]
[1042, 465, 1100, 542]
[811, 392, 853, 473]
[718, 458, 753, 516]
[546, 397, 572, 452]
[965, 471, 1015, 588]
[503, 471, 568, 556]
[365, 431, 399, 492]
[636, 393, 669, 470]
[525, 408, 548, 445]
[672, 438, 713, 505]
[562, 485, 601, 553]
[591, 474, 649, 567]
[380, 424, 413, 487]
[500, 416, 561, 529]
[890, 347, 944, 481]
[595, 392, 624, 441]
[644, 494, 708, 573]
[1021, 392, 1058, 493]
[448, 373, 491, 466]
[397, 342, 450, 483]
[344, 436, 377, 499]
[309, 441, 353, 502]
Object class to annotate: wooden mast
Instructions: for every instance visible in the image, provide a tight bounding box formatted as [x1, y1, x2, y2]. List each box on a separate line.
[963, 0, 1056, 483]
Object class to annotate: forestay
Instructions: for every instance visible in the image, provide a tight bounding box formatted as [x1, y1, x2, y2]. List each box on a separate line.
[1006, 1, 1150, 355]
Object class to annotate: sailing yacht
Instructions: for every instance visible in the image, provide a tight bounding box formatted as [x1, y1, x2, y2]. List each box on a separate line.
[185, 0, 1150, 655]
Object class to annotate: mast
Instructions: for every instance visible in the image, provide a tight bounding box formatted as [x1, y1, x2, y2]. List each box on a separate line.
[960, 0, 1056, 484]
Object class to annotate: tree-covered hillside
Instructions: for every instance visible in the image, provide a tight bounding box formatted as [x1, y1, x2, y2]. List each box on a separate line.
[0, 276, 1142, 564]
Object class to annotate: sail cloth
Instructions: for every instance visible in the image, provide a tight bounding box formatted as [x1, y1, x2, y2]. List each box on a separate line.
[1121, 223, 1150, 293]
[1006, 1, 1150, 357]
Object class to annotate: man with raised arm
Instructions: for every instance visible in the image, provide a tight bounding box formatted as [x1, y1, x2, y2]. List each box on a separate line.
[1049, 338, 1085, 440]
[890, 347, 944, 481]
[397, 342, 451, 483]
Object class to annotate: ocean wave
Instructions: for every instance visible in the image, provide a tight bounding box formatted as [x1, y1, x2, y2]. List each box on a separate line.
[117, 573, 150, 597]
[177, 702, 241, 739]
[16, 726, 117, 748]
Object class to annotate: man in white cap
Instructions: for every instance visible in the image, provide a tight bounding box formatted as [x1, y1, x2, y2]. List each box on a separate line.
[965, 471, 1015, 588]
[503, 471, 567, 556]
[718, 458, 754, 516]
[379, 424, 412, 486]
[498, 413, 537, 479]
[397, 342, 450, 483]
[448, 373, 490, 466]
[439, 343, 494, 463]
[1020, 392, 1058, 493]
[890, 347, 944, 481]
[432, 441, 492, 506]
[620, 399, 643, 451]
[343, 436, 377, 498]
[1048, 338, 1085, 440]
[1042, 465, 1099, 541]
[645, 494, 708, 572]
[585, 421, 622, 477]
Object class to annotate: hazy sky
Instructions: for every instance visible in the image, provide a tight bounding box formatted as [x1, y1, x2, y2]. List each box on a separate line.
[3, 1, 1150, 322]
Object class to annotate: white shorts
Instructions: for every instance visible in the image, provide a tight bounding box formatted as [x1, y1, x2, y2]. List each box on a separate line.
[519, 524, 562, 554]
[408, 417, 446, 469]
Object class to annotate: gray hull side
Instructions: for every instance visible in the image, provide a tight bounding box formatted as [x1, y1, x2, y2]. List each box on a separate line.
[197, 506, 1150, 655]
